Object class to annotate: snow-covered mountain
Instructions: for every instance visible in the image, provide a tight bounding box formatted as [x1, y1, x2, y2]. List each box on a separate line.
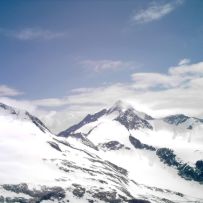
[0, 101, 203, 202]
[58, 100, 203, 202]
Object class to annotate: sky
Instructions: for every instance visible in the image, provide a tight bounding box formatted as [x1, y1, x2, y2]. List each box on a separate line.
[0, 0, 203, 133]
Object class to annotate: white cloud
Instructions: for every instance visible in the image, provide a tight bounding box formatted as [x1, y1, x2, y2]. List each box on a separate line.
[32, 98, 69, 107]
[81, 59, 133, 72]
[0, 28, 65, 40]
[131, 72, 182, 89]
[169, 61, 203, 75]
[0, 85, 22, 97]
[178, 58, 190, 66]
[132, 0, 183, 24]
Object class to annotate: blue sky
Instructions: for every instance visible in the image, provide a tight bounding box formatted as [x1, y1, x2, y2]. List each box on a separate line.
[1, 0, 203, 132]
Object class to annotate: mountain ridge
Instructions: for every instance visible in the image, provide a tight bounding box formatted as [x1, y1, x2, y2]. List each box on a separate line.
[58, 100, 203, 137]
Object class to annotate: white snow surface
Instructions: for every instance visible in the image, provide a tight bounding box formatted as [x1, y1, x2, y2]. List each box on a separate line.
[70, 101, 203, 200]
[1, 102, 203, 202]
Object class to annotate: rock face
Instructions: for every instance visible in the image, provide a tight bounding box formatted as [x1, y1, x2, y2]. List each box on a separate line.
[68, 133, 98, 150]
[25, 112, 51, 133]
[128, 200, 151, 203]
[58, 109, 107, 137]
[47, 141, 62, 152]
[163, 114, 203, 129]
[156, 148, 179, 167]
[129, 135, 156, 151]
[72, 184, 86, 198]
[163, 114, 190, 125]
[115, 109, 153, 130]
[156, 148, 203, 183]
[98, 141, 130, 151]
[2, 183, 65, 202]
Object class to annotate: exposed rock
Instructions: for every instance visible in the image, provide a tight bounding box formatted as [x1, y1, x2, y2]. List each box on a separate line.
[5, 197, 28, 203]
[156, 148, 179, 167]
[163, 114, 190, 125]
[25, 112, 50, 133]
[69, 133, 98, 150]
[92, 191, 120, 202]
[0, 196, 4, 202]
[47, 141, 62, 152]
[2, 183, 65, 202]
[58, 109, 107, 137]
[196, 160, 203, 171]
[163, 114, 203, 128]
[129, 136, 156, 151]
[115, 109, 153, 130]
[178, 163, 203, 183]
[99, 141, 130, 151]
[72, 184, 86, 198]
[128, 199, 151, 203]
[156, 148, 203, 183]
[106, 161, 128, 176]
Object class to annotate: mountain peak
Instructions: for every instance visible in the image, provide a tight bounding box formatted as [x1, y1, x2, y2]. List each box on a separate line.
[108, 100, 132, 114]
[107, 100, 153, 120]
[163, 114, 203, 129]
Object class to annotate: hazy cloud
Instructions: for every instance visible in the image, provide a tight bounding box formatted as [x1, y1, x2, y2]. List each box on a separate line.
[0, 28, 65, 40]
[131, 73, 182, 89]
[178, 58, 191, 66]
[132, 1, 183, 24]
[81, 59, 133, 72]
[0, 85, 23, 97]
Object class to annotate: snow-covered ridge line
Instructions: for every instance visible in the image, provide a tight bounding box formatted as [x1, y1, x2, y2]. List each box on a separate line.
[58, 100, 203, 137]
[0, 102, 51, 133]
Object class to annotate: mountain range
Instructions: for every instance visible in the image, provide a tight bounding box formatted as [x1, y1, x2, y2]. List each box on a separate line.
[0, 101, 203, 203]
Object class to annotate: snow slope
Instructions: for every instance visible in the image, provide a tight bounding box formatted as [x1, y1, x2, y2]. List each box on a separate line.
[0, 102, 203, 202]
[60, 100, 203, 201]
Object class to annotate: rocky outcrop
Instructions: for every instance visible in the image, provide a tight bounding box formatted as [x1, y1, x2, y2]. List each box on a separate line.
[129, 136, 156, 151]
[58, 109, 107, 137]
[156, 148, 203, 184]
[116, 109, 153, 130]
[2, 183, 65, 202]
[98, 141, 130, 151]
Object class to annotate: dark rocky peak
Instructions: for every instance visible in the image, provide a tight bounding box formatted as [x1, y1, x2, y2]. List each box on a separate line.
[115, 108, 153, 130]
[0, 102, 19, 115]
[107, 100, 153, 121]
[163, 114, 190, 125]
[58, 109, 107, 137]
[58, 101, 154, 136]
[163, 114, 203, 128]
[107, 100, 126, 114]
[25, 112, 50, 133]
